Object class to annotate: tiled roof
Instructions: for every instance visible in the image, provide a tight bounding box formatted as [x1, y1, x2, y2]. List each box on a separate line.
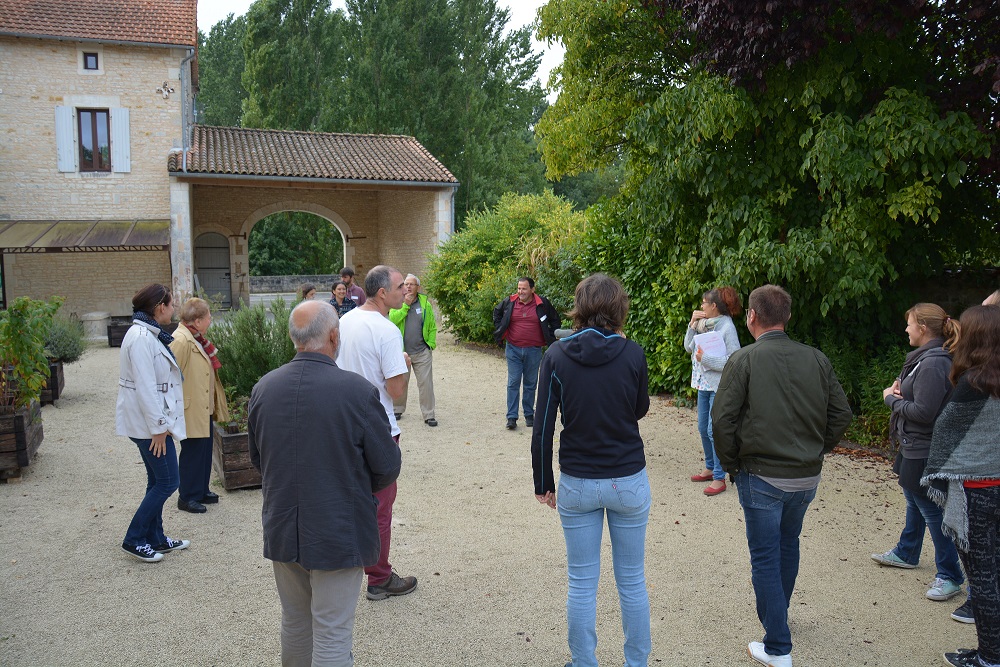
[0, 0, 196, 47]
[169, 125, 458, 185]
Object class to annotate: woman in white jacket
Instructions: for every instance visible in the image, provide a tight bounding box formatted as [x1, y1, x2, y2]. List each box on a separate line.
[683, 286, 743, 496]
[115, 284, 188, 563]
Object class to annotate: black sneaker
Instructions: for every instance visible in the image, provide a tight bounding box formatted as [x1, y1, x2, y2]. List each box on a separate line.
[121, 542, 164, 563]
[525, 416, 534, 427]
[366, 571, 417, 601]
[944, 649, 983, 666]
[952, 601, 975, 624]
[153, 537, 190, 553]
[506, 418, 516, 430]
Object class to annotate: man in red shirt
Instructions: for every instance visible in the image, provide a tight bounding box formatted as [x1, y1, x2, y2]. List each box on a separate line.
[492, 277, 560, 429]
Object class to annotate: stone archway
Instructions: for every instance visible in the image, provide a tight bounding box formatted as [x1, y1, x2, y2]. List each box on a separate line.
[229, 200, 353, 306]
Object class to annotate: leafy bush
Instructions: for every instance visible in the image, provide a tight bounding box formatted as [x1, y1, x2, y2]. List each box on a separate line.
[1, 296, 63, 408]
[210, 298, 295, 400]
[425, 192, 588, 343]
[45, 315, 87, 363]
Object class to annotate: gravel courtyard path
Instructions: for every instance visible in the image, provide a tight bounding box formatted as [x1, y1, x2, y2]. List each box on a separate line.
[0, 334, 974, 666]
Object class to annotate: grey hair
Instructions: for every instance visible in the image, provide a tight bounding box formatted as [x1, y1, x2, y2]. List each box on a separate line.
[364, 265, 398, 298]
[405, 273, 420, 286]
[288, 301, 339, 351]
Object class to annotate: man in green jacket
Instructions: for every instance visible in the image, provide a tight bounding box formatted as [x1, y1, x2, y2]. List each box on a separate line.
[388, 274, 438, 426]
[712, 284, 852, 667]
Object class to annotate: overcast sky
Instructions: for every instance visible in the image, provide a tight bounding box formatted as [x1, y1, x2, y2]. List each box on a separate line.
[197, 0, 564, 94]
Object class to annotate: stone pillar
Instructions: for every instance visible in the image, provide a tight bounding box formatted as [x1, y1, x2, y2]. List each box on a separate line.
[169, 179, 194, 299]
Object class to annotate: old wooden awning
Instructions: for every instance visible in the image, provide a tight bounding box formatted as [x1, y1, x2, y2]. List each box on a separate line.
[0, 220, 170, 252]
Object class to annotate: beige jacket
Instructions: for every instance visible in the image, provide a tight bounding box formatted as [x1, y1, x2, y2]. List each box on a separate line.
[170, 323, 229, 438]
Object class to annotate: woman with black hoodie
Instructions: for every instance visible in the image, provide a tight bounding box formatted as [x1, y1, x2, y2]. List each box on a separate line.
[871, 303, 965, 602]
[532, 273, 651, 667]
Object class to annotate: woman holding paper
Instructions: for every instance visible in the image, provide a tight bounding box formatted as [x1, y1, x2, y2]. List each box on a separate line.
[684, 286, 742, 496]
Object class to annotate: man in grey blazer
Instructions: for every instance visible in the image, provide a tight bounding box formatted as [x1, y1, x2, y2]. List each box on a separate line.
[249, 300, 402, 667]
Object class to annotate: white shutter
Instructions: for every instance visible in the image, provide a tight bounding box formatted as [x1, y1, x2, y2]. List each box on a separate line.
[54, 106, 75, 172]
[110, 107, 131, 173]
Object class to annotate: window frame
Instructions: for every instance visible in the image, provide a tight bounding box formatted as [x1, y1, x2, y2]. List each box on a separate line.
[77, 108, 111, 172]
[83, 52, 99, 70]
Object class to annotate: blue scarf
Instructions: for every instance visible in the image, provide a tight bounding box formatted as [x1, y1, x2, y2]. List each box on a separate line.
[132, 310, 176, 359]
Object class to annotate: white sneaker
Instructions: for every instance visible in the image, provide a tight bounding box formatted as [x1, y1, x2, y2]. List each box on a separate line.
[748, 641, 793, 667]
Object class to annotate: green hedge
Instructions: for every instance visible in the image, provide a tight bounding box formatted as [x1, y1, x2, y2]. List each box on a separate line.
[209, 298, 296, 400]
[425, 192, 587, 343]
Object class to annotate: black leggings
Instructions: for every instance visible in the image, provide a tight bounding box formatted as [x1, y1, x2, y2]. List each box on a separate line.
[959, 486, 1000, 664]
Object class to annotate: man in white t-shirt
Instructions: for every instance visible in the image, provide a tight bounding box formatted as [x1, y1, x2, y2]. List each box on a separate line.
[338, 265, 417, 601]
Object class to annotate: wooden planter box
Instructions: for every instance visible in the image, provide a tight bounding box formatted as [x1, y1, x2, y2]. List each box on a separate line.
[0, 400, 44, 480]
[108, 319, 179, 347]
[40, 360, 65, 406]
[212, 422, 261, 491]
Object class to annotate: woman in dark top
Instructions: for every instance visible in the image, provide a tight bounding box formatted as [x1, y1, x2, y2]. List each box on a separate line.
[329, 280, 357, 318]
[871, 303, 965, 602]
[923, 305, 1000, 667]
[532, 273, 651, 667]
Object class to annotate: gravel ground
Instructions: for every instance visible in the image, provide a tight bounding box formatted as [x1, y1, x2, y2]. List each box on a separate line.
[0, 334, 975, 666]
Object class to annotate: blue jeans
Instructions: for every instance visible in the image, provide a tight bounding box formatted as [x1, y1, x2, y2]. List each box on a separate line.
[558, 469, 651, 667]
[506, 343, 542, 420]
[697, 390, 724, 481]
[124, 436, 179, 547]
[894, 487, 965, 584]
[736, 470, 817, 657]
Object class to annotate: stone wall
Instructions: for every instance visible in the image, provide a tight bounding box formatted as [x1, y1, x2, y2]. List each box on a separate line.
[2, 251, 171, 316]
[250, 275, 340, 293]
[0, 37, 186, 221]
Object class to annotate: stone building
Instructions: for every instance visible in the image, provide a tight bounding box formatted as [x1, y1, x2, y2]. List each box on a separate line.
[0, 0, 457, 316]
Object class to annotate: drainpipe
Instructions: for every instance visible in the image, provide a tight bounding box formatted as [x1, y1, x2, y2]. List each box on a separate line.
[450, 189, 456, 235]
[179, 48, 195, 172]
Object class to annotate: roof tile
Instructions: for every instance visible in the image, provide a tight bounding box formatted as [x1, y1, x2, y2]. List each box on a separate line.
[0, 0, 196, 47]
[169, 125, 458, 184]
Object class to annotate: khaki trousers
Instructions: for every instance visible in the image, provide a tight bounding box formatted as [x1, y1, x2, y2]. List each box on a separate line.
[272, 561, 364, 667]
[393, 347, 435, 420]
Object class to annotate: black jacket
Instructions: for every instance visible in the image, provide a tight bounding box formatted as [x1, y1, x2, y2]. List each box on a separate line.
[492, 293, 560, 346]
[531, 327, 649, 495]
[248, 352, 402, 570]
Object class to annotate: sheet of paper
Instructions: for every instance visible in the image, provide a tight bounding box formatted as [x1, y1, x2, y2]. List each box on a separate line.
[693, 331, 727, 358]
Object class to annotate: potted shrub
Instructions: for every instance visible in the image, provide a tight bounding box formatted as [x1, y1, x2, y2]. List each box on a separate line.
[0, 296, 62, 479]
[41, 314, 87, 405]
[209, 298, 295, 490]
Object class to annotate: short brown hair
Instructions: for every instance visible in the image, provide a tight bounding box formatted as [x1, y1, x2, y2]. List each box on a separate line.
[132, 283, 171, 316]
[178, 297, 210, 324]
[568, 273, 629, 331]
[747, 285, 791, 328]
[950, 305, 1000, 396]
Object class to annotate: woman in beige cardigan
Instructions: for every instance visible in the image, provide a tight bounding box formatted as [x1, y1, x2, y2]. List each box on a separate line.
[171, 298, 229, 513]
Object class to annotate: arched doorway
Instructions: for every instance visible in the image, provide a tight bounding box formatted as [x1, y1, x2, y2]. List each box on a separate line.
[194, 232, 232, 308]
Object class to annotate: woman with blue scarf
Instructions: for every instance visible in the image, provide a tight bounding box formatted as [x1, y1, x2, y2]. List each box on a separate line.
[923, 305, 1000, 667]
[115, 284, 188, 563]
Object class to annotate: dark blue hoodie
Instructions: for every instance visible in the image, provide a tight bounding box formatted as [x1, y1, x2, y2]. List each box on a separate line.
[531, 327, 650, 495]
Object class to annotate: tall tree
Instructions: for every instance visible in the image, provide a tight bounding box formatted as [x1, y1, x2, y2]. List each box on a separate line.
[197, 15, 248, 126]
[249, 212, 345, 276]
[242, 0, 348, 130]
[538, 0, 998, 393]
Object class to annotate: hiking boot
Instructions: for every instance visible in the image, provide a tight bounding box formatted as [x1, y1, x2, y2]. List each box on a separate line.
[871, 549, 917, 569]
[153, 537, 190, 553]
[927, 577, 963, 601]
[366, 571, 417, 601]
[952, 600, 975, 624]
[748, 641, 792, 667]
[121, 542, 164, 563]
[506, 418, 516, 430]
[525, 416, 534, 427]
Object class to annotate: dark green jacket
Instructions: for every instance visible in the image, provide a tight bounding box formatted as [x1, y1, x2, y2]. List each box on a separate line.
[711, 330, 853, 478]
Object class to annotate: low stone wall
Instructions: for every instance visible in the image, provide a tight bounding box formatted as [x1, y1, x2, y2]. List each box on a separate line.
[250, 275, 340, 294]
